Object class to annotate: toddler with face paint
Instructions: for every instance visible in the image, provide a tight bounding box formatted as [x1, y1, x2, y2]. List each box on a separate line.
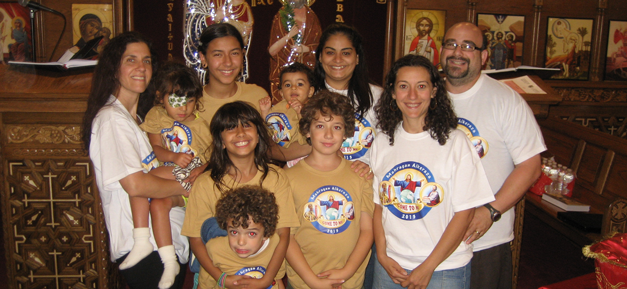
[119, 61, 210, 289]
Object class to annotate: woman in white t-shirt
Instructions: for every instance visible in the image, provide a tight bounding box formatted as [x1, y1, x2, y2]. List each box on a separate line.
[313, 23, 382, 164]
[81, 31, 190, 289]
[370, 54, 494, 289]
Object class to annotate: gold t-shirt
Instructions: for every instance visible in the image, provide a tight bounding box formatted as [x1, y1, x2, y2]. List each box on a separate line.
[284, 158, 374, 289]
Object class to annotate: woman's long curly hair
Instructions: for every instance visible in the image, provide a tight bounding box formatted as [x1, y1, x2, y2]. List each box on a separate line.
[215, 185, 278, 237]
[375, 54, 457, 146]
[81, 31, 157, 150]
[206, 101, 277, 193]
[313, 23, 372, 119]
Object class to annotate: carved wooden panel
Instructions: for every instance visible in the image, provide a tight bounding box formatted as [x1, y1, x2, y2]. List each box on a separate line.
[6, 125, 82, 146]
[3, 158, 112, 289]
[553, 87, 627, 102]
[557, 116, 627, 139]
[603, 199, 627, 235]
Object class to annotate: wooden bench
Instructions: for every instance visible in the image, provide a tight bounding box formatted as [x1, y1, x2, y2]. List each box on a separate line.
[524, 116, 627, 247]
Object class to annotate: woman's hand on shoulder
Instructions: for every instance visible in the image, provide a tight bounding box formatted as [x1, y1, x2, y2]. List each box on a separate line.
[350, 160, 374, 180]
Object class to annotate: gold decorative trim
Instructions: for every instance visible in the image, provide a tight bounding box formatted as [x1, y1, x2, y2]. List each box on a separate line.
[6, 125, 82, 144]
[553, 87, 627, 102]
[11, 148, 86, 157]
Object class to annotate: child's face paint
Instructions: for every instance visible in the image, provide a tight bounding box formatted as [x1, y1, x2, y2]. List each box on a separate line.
[164, 93, 196, 122]
[168, 93, 188, 108]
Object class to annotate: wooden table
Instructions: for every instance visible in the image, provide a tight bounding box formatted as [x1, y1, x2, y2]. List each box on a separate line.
[525, 192, 601, 247]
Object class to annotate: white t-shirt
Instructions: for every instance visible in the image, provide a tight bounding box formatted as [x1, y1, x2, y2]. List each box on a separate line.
[371, 126, 494, 271]
[449, 74, 546, 252]
[89, 95, 189, 262]
[326, 83, 383, 164]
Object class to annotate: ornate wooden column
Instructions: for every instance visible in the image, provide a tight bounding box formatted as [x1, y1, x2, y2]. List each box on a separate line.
[466, 0, 477, 23]
[0, 66, 120, 288]
[530, 0, 544, 67]
[590, 0, 608, 81]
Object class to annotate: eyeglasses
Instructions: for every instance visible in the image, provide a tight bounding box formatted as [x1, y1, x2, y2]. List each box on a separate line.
[442, 42, 483, 52]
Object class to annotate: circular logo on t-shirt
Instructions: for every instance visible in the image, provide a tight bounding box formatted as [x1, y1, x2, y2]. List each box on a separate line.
[234, 266, 271, 289]
[379, 161, 443, 220]
[341, 113, 375, 160]
[303, 185, 354, 234]
[266, 112, 293, 147]
[161, 121, 198, 165]
[457, 118, 489, 158]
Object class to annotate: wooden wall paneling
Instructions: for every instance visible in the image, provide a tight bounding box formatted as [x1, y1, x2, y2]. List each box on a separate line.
[1, 112, 115, 288]
[572, 139, 585, 173]
[577, 143, 605, 188]
[596, 150, 614, 195]
[0, 66, 119, 288]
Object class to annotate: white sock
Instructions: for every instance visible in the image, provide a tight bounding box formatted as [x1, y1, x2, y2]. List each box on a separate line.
[158, 245, 180, 289]
[119, 228, 154, 270]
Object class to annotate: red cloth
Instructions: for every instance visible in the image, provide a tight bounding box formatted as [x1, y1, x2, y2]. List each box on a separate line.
[537, 273, 597, 289]
[587, 233, 627, 267]
[583, 233, 627, 289]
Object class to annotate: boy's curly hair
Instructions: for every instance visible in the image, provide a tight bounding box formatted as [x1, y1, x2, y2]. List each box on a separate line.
[215, 185, 278, 237]
[299, 90, 355, 144]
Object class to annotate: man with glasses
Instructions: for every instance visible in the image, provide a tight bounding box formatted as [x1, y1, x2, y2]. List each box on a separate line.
[440, 22, 546, 289]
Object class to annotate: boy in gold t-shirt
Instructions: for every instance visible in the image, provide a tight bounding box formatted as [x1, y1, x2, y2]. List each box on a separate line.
[284, 90, 374, 289]
[206, 185, 286, 289]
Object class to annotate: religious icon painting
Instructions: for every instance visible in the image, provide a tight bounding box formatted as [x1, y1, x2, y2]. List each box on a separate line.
[71, 4, 113, 60]
[477, 14, 525, 70]
[0, 2, 33, 62]
[545, 17, 593, 80]
[605, 20, 627, 81]
[402, 9, 445, 68]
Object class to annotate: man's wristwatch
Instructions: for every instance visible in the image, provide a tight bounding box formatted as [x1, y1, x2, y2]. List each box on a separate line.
[484, 203, 502, 222]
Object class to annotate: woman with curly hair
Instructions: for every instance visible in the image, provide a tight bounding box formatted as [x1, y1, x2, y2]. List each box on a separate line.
[370, 54, 494, 289]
